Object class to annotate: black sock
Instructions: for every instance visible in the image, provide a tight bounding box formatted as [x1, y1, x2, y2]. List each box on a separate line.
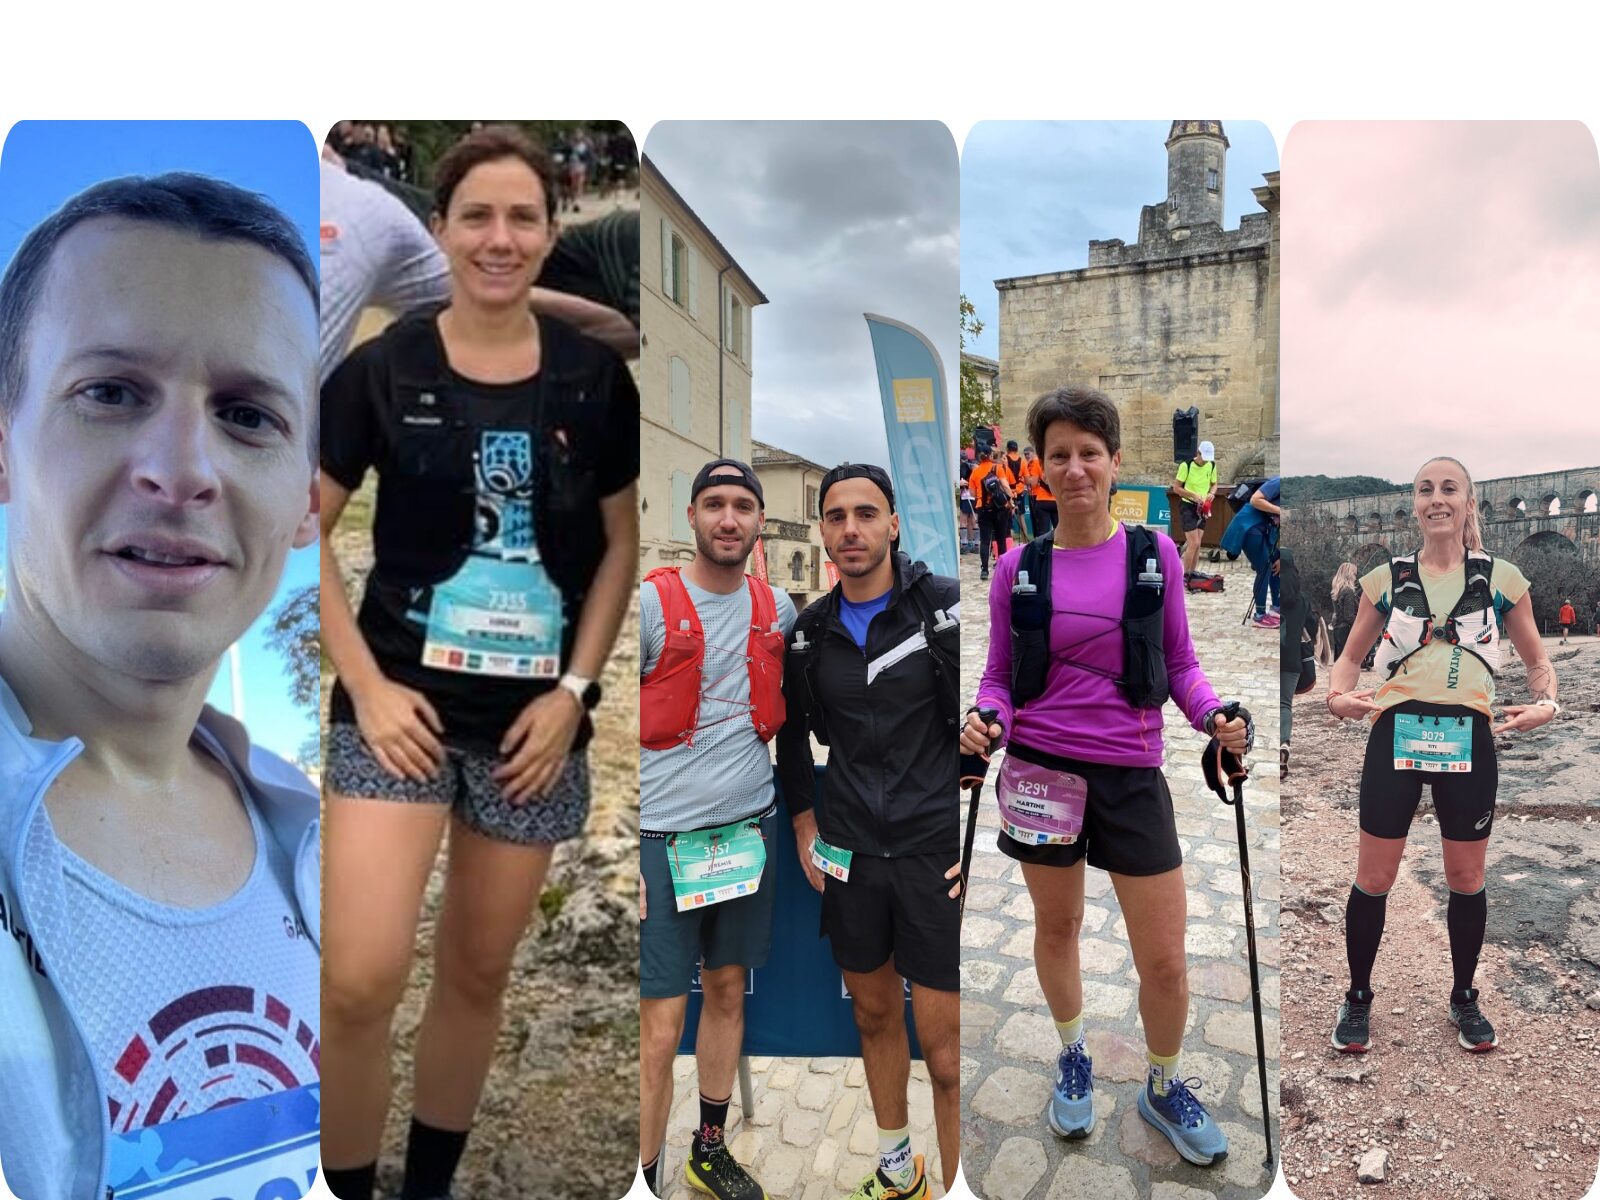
[324, 1164, 377, 1200]
[642, 1155, 662, 1196]
[1345, 883, 1388, 994]
[696, 1092, 732, 1149]
[400, 1118, 470, 1200]
[1448, 886, 1488, 994]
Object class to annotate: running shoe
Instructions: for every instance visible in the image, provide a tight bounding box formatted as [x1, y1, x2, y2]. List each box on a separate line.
[1047, 1043, 1095, 1138]
[685, 1141, 767, 1200]
[845, 1155, 928, 1200]
[1331, 988, 1373, 1053]
[1251, 612, 1280, 629]
[1450, 987, 1499, 1052]
[1137, 1077, 1228, 1166]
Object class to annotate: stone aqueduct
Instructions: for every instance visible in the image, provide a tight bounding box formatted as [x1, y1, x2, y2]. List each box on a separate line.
[1293, 467, 1600, 568]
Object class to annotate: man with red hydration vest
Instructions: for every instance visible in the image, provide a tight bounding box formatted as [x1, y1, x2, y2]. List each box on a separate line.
[637, 459, 797, 1200]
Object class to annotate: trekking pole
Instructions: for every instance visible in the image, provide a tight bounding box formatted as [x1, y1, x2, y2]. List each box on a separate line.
[1206, 701, 1274, 1171]
[959, 708, 1000, 918]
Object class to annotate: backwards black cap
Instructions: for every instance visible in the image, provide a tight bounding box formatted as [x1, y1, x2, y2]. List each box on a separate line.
[817, 462, 896, 519]
[692, 458, 763, 507]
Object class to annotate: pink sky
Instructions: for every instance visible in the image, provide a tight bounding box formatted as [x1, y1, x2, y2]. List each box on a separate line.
[1283, 121, 1600, 482]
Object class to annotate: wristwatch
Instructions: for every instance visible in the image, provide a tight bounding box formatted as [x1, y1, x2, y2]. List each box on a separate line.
[559, 673, 602, 710]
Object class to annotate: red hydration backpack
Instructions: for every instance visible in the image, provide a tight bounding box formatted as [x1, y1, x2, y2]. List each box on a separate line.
[640, 567, 786, 750]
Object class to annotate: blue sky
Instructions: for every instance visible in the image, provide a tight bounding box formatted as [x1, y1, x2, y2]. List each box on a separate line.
[960, 121, 1280, 360]
[0, 122, 319, 765]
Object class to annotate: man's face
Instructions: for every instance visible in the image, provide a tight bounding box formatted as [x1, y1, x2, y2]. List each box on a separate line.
[690, 478, 762, 567]
[0, 218, 319, 682]
[821, 477, 898, 579]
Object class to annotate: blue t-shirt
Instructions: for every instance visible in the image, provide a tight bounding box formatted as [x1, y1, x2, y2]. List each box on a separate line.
[839, 588, 893, 649]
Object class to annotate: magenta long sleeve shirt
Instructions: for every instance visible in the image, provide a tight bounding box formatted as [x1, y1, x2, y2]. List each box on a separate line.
[975, 525, 1221, 766]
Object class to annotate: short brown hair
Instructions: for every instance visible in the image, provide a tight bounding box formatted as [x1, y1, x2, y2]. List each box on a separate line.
[1027, 387, 1121, 458]
[433, 125, 557, 221]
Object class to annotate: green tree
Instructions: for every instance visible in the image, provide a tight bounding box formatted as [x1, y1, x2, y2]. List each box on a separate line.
[959, 294, 1001, 437]
[265, 583, 320, 709]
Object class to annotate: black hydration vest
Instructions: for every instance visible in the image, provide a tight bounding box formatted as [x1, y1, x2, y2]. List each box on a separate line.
[1374, 550, 1500, 679]
[1009, 526, 1169, 710]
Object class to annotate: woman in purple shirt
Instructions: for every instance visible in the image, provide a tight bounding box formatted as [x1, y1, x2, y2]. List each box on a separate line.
[961, 387, 1250, 1166]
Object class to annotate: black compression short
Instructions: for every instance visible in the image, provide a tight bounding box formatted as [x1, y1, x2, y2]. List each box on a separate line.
[1359, 701, 1498, 841]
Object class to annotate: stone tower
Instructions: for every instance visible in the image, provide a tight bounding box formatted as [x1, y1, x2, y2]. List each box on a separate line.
[1164, 120, 1228, 231]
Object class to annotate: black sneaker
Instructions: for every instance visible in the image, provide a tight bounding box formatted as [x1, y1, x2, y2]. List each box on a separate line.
[1331, 988, 1373, 1053]
[979, 570, 989, 581]
[1450, 987, 1499, 1052]
[685, 1139, 767, 1200]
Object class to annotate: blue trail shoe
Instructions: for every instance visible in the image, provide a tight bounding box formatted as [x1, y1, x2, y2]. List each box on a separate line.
[1137, 1077, 1229, 1166]
[1047, 1043, 1095, 1138]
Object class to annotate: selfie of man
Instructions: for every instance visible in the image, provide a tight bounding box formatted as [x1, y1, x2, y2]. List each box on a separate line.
[0, 123, 322, 1200]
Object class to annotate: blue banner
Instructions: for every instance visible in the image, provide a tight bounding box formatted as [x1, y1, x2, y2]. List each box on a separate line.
[865, 314, 957, 580]
[1109, 485, 1173, 532]
[679, 768, 922, 1059]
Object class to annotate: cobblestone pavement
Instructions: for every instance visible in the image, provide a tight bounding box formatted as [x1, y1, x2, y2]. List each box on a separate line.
[657, 1054, 944, 1200]
[958, 543, 1282, 1200]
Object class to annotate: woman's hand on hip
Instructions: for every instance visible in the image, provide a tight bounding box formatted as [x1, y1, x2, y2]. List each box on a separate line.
[493, 689, 585, 803]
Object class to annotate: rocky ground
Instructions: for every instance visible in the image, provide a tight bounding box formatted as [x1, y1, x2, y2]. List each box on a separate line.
[1277, 636, 1600, 1200]
[958, 546, 1281, 1200]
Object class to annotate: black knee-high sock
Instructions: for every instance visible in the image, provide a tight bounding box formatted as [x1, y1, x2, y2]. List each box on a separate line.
[1448, 886, 1488, 994]
[400, 1118, 470, 1200]
[1345, 884, 1389, 994]
[642, 1155, 662, 1196]
[323, 1164, 377, 1200]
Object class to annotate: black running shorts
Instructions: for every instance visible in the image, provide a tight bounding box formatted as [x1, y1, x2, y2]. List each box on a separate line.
[1179, 501, 1207, 533]
[996, 741, 1183, 876]
[1359, 702, 1498, 841]
[819, 852, 959, 992]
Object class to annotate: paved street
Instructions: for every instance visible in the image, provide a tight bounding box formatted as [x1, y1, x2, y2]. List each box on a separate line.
[658, 1054, 944, 1200]
[957, 541, 1281, 1200]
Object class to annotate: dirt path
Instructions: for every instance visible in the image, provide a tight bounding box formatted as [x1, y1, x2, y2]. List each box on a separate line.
[1277, 638, 1600, 1199]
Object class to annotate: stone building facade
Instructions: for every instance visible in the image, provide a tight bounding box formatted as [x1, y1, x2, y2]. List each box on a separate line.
[639, 155, 767, 568]
[996, 122, 1279, 487]
[751, 439, 831, 612]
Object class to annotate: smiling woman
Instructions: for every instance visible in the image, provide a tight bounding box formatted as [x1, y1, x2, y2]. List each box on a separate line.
[317, 119, 641, 1200]
[0, 125, 323, 1200]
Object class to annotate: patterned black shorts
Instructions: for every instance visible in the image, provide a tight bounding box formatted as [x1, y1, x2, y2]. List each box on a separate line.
[325, 723, 589, 846]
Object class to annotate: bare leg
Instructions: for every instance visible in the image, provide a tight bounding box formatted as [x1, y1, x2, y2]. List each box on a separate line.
[1019, 860, 1086, 1021]
[696, 963, 749, 1116]
[321, 795, 450, 1169]
[910, 983, 960, 1192]
[411, 819, 553, 1129]
[639, 993, 689, 1167]
[845, 962, 910, 1129]
[1108, 867, 1189, 1057]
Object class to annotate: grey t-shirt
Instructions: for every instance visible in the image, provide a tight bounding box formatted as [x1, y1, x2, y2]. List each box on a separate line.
[640, 575, 797, 833]
[319, 159, 451, 385]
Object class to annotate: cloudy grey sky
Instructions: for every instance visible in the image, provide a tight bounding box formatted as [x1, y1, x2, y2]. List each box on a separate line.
[960, 121, 1281, 360]
[645, 122, 958, 469]
[1282, 121, 1600, 480]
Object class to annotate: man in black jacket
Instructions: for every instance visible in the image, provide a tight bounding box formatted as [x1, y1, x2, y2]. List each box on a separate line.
[776, 464, 960, 1200]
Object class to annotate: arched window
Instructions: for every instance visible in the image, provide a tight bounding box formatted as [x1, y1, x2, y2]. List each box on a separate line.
[790, 551, 805, 583]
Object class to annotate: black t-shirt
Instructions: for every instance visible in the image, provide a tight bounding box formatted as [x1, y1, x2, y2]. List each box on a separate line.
[322, 310, 639, 749]
[537, 210, 640, 328]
